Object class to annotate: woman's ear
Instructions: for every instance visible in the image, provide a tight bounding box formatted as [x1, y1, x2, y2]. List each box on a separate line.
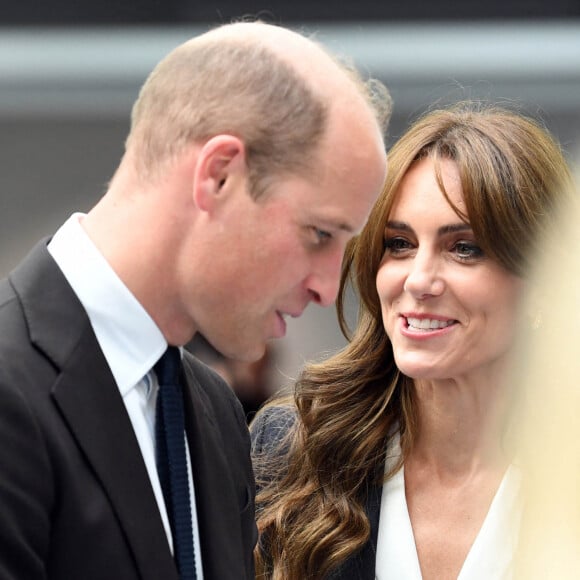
[192, 135, 247, 212]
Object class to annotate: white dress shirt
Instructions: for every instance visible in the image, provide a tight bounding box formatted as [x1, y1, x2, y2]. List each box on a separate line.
[376, 434, 521, 580]
[48, 213, 204, 579]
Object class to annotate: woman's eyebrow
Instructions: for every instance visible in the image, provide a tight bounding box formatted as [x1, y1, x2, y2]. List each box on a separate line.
[437, 223, 472, 235]
[385, 220, 412, 232]
[385, 221, 472, 236]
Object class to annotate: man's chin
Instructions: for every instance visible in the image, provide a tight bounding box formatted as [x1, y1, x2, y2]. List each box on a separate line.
[220, 341, 267, 364]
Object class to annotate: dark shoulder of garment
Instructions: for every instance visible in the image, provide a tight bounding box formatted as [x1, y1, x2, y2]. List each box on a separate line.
[249, 405, 298, 489]
[250, 405, 297, 453]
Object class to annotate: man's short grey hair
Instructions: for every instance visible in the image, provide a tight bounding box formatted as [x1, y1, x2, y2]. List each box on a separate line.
[127, 30, 392, 198]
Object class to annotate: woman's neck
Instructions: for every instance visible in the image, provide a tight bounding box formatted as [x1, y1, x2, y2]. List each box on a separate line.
[409, 374, 512, 477]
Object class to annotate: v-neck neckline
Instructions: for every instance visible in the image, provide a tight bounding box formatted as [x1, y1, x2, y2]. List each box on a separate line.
[375, 435, 522, 579]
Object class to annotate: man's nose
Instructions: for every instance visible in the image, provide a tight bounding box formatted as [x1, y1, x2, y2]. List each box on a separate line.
[305, 249, 344, 307]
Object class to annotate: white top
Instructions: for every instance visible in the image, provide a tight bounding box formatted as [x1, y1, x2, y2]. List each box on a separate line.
[375, 435, 521, 580]
[48, 213, 204, 579]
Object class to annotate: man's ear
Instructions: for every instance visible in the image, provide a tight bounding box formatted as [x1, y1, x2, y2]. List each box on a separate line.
[192, 135, 247, 212]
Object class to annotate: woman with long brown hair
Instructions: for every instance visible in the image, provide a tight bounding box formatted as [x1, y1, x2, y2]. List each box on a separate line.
[250, 102, 574, 580]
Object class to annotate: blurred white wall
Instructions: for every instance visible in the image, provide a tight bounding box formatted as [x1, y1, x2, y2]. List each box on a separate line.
[1, 22, 579, 384]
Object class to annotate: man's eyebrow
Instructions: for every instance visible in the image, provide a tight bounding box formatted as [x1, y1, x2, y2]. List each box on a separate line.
[338, 221, 355, 233]
[318, 218, 357, 234]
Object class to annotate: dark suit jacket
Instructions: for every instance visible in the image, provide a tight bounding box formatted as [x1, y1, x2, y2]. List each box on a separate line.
[250, 407, 383, 580]
[0, 241, 257, 580]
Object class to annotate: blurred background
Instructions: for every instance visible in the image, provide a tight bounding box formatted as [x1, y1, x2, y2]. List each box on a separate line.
[1, 2, 579, 410]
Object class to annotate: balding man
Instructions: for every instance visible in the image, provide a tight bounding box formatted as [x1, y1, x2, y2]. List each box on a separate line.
[0, 21, 390, 580]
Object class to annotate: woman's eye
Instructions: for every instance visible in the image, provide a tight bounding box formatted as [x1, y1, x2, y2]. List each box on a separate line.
[384, 237, 412, 254]
[453, 241, 484, 260]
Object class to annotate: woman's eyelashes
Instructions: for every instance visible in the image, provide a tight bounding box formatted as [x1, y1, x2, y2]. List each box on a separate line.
[452, 240, 485, 261]
[384, 236, 413, 255]
[383, 234, 485, 262]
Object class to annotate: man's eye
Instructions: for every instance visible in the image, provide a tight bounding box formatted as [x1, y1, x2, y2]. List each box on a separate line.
[313, 227, 332, 244]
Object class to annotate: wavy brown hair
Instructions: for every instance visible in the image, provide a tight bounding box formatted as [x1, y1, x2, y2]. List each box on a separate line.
[251, 102, 574, 579]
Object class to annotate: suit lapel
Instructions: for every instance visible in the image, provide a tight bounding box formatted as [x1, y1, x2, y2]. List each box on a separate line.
[52, 333, 179, 580]
[182, 363, 247, 580]
[10, 242, 178, 580]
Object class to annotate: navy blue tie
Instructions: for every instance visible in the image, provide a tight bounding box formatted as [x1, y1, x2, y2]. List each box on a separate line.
[154, 346, 197, 580]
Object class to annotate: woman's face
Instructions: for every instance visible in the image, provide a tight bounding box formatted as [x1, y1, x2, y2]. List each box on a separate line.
[376, 156, 524, 383]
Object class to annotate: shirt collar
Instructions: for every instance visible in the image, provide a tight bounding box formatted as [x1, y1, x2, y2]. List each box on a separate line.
[48, 213, 167, 395]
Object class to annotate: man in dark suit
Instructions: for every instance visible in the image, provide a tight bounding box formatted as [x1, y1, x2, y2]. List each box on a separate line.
[0, 20, 390, 579]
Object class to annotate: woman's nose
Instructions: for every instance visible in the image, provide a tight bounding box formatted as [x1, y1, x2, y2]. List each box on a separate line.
[403, 255, 445, 299]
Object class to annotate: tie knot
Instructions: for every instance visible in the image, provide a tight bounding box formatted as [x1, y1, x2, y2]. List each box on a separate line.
[154, 346, 181, 386]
